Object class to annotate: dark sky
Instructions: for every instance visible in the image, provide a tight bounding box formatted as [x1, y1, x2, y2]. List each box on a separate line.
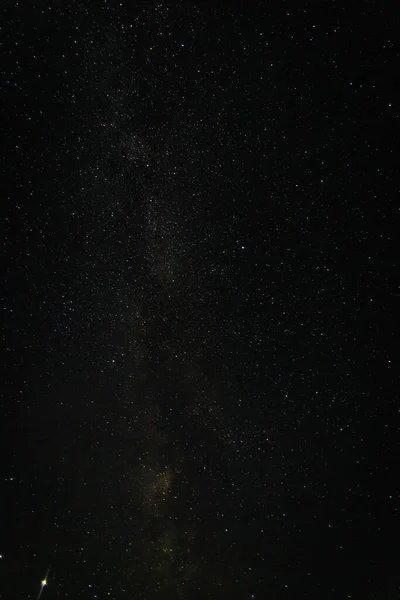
[1, 1, 398, 599]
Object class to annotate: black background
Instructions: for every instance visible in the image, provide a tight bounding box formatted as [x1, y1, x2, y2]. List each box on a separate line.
[1, 1, 398, 598]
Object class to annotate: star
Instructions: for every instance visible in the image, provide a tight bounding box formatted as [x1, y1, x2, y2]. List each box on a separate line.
[36, 568, 50, 600]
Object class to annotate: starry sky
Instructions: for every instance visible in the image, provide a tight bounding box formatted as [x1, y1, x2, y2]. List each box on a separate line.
[1, 1, 398, 599]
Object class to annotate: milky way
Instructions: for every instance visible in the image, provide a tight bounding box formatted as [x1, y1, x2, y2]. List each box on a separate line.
[50, 8, 268, 596]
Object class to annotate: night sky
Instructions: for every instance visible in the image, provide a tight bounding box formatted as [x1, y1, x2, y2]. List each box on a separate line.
[1, 1, 398, 599]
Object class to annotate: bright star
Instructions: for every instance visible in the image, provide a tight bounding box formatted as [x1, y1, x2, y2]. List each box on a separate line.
[37, 568, 50, 600]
